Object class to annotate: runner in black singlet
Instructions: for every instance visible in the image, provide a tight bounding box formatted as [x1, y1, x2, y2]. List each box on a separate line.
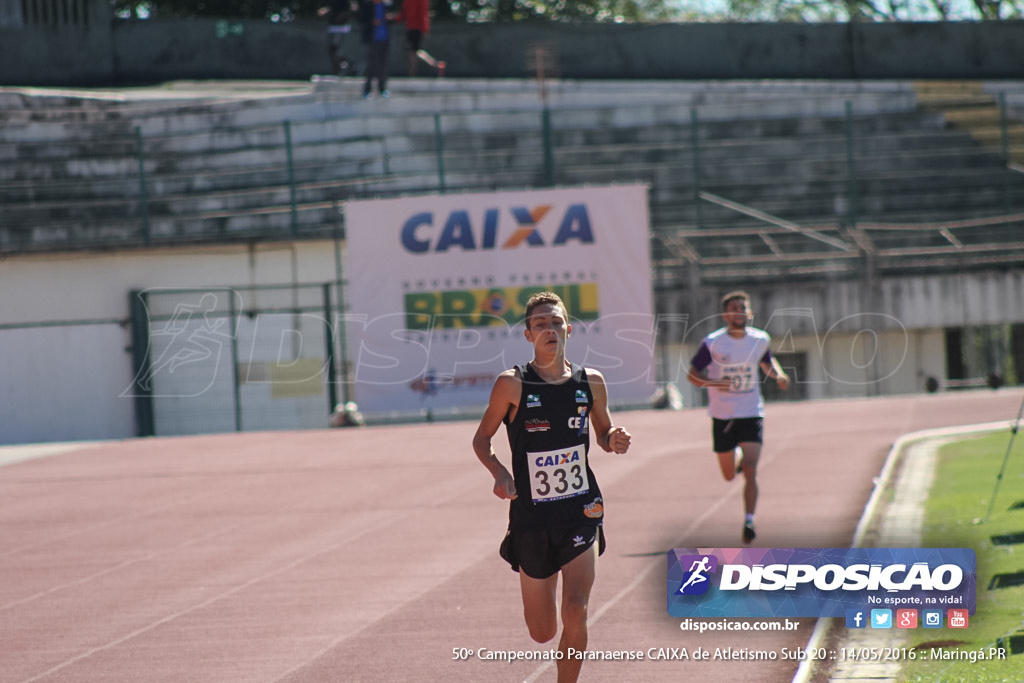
[473, 291, 631, 683]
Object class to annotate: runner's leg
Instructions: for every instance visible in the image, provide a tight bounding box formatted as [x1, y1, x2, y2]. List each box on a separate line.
[555, 541, 597, 683]
[737, 441, 761, 515]
[716, 449, 739, 481]
[519, 570, 559, 644]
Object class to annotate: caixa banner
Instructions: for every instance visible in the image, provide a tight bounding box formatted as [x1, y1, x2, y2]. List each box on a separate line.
[344, 184, 654, 418]
[667, 548, 975, 618]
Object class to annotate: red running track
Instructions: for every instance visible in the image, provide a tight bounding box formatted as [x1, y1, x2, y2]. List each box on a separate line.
[2, 389, 1022, 683]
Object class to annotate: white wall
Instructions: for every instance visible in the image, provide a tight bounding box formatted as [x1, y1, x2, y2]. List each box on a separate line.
[0, 241, 342, 445]
[756, 271, 1024, 334]
[3, 242, 1019, 443]
[661, 269, 1024, 409]
[0, 242, 339, 323]
[668, 327, 947, 409]
[0, 324, 136, 443]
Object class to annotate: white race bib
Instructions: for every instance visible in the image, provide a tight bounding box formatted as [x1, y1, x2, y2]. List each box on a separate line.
[527, 445, 590, 502]
[721, 363, 756, 393]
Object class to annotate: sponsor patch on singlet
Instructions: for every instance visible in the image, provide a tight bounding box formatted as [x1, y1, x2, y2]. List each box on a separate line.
[525, 418, 551, 432]
[527, 445, 590, 503]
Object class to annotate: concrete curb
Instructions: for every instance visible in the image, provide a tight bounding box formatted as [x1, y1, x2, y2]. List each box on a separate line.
[0, 441, 104, 467]
[791, 420, 1014, 683]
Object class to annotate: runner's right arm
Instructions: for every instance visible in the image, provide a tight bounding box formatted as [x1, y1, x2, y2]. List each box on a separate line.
[687, 343, 732, 390]
[472, 370, 519, 500]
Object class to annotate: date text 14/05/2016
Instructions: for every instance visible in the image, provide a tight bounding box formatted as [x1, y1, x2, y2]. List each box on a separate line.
[785, 647, 1007, 663]
[453, 646, 1006, 663]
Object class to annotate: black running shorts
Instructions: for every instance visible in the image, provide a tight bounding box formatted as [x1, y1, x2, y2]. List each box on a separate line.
[712, 417, 763, 453]
[499, 524, 606, 579]
[405, 30, 423, 51]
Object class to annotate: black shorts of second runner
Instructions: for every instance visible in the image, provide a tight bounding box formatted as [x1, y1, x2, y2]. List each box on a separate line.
[712, 417, 763, 453]
[405, 29, 423, 51]
[499, 524, 606, 579]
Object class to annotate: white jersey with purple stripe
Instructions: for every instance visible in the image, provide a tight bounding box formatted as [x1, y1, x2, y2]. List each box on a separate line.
[691, 326, 773, 419]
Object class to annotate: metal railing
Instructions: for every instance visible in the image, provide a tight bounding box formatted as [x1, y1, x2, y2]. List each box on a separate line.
[2, 92, 1023, 284]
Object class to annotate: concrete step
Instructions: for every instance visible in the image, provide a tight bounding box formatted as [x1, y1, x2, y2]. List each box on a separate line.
[912, 79, 1024, 162]
[9, 120, 976, 192]
[0, 135, 393, 183]
[0, 201, 342, 252]
[648, 169, 1019, 223]
[4, 131, 1009, 222]
[0, 79, 923, 141]
[2, 78, 1021, 256]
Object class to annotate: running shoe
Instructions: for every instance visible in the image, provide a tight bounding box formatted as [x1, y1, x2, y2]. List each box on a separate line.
[742, 520, 756, 544]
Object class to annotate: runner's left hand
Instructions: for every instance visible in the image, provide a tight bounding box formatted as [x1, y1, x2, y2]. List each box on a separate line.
[607, 426, 631, 454]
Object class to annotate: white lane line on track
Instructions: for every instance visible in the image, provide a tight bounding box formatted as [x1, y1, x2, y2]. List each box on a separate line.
[17, 468, 485, 683]
[17, 509, 408, 683]
[524, 480, 742, 683]
[0, 441, 101, 467]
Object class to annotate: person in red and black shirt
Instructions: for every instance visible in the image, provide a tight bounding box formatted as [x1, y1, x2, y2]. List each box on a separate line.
[473, 291, 630, 683]
[396, 0, 429, 76]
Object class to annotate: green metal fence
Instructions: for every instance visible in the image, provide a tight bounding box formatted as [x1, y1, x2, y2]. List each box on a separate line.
[125, 282, 350, 437]
[5, 84, 1024, 442]
[3, 88, 1023, 286]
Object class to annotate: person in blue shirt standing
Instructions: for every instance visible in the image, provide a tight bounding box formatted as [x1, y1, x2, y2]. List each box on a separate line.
[360, 0, 392, 98]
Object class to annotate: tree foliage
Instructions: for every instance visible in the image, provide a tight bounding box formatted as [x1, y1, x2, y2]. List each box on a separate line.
[110, 0, 1023, 21]
[109, 0, 676, 20]
[724, 0, 1024, 20]
[111, 0, 321, 20]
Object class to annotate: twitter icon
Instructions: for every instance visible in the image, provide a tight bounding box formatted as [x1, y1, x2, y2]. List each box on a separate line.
[870, 609, 892, 629]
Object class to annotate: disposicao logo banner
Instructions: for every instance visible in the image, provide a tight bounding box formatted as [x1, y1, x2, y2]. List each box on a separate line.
[667, 548, 975, 618]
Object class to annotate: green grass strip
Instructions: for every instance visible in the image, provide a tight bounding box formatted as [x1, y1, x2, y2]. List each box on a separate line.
[898, 431, 1024, 683]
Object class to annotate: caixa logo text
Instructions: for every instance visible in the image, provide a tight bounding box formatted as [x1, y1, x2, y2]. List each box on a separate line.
[719, 563, 964, 592]
[401, 204, 595, 253]
[534, 451, 581, 468]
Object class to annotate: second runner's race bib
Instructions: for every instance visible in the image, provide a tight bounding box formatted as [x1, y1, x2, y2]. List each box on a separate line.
[721, 363, 756, 392]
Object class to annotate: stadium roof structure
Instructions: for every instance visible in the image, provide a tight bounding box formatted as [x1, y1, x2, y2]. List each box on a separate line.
[653, 199, 1024, 286]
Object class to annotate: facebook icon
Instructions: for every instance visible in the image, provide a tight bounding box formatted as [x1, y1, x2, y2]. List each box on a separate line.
[845, 609, 866, 629]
